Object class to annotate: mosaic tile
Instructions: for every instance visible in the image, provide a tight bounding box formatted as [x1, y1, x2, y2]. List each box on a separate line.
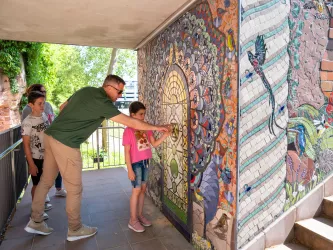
[135, 0, 333, 249]
[138, 1, 238, 249]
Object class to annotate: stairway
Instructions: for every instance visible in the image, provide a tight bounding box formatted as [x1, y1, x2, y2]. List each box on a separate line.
[266, 196, 333, 250]
[266, 244, 308, 250]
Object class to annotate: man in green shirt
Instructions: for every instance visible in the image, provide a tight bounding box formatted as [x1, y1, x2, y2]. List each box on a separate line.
[24, 75, 169, 241]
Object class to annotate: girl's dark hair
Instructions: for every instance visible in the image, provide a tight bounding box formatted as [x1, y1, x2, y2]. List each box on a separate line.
[129, 101, 146, 114]
[28, 91, 45, 104]
[26, 84, 45, 95]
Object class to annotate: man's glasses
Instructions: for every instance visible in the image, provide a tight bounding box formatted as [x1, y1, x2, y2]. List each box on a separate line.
[108, 85, 123, 95]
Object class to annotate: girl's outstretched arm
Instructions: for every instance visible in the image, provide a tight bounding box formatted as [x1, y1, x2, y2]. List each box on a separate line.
[149, 129, 171, 147]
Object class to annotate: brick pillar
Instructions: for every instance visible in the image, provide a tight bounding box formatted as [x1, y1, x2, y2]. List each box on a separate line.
[0, 72, 26, 132]
[321, 4, 333, 98]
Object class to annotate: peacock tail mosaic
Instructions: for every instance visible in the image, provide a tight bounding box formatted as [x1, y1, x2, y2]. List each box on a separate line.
[137, 0, 333, 249]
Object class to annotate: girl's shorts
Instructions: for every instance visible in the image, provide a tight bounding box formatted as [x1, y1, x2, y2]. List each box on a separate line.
[131, 159, 149, 188]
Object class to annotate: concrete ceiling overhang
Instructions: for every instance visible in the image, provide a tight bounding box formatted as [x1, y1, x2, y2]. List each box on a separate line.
[0, 0, 197, 49]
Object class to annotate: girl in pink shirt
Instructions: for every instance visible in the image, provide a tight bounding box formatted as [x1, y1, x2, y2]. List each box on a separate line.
[122, 101, 171, 233]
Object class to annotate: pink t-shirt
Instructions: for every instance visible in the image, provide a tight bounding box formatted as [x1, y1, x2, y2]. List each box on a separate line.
[122, 127, 153, 164]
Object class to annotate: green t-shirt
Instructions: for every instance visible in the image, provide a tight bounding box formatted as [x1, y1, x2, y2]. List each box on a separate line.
[45, 87, 120, 148]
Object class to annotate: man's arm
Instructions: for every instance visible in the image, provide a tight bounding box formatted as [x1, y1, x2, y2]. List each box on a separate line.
[110, 113, 168, 132]
[59, 94, 74, 112]
[59, 101, 68, 112]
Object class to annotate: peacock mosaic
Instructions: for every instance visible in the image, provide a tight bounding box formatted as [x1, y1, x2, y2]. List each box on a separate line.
[138, 0, 238, 249]
[138, 0, 333, 249]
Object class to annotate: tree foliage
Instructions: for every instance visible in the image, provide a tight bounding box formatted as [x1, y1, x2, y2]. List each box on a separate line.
[113, 49, 137, 79]
[0, 40, 137, 113]
[78, 46, 112, 87]
[48, 46, 137, 110]
[48, 44, 87, 107]
[0, 40, 37, 93]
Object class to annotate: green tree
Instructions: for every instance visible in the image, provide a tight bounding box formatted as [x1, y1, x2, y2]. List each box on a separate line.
[10, 41, 137, 113]
[78, 46, 112, 86]
[25, 43, 57, 91]
[113, 49, 137, 80]
[48, 44, 87, 109]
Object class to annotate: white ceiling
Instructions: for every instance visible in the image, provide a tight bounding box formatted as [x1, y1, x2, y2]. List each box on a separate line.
[0, 0, 195, 49]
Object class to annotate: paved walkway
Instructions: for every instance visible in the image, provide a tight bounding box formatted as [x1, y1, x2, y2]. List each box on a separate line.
[0, 167, 194, 250]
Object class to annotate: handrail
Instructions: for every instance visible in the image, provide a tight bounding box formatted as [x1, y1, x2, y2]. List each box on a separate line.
[0, 126, 24, 232]
[0, 139, 23, 161]
[0, 125, 21, 135]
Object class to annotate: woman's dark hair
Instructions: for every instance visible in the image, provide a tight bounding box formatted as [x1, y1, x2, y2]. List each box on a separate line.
[26, 84, 45, 95]
[129, 101, 146, 115]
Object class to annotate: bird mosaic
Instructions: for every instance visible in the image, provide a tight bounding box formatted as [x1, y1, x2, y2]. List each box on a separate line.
[247, 35, 283, 136]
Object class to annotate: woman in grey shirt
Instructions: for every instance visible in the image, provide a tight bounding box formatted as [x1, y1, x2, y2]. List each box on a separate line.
[21, 84, 67, 199]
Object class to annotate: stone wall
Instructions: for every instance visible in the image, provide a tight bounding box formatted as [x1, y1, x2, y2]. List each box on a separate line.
[0, 56, 27, 131]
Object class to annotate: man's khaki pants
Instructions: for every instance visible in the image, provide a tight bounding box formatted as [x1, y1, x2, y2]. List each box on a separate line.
[31, 134, 83, 231]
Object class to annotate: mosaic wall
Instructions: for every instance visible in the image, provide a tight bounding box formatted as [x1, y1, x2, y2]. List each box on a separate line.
[285, 0, 332, 210]
[239, 0, 333, 248]
[238, 0, 291, 247]
[138, 0, 238, 249]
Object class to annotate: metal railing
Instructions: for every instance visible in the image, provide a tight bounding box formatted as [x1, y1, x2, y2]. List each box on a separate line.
[0, 125, 28, 238]
[0, 121, 125, 239]
[81, 121, 126, 169]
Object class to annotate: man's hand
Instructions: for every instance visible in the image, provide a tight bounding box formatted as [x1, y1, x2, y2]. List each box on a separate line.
[163, 125, 172, 137]
[154, 125, 170, 132]
[29, 164, 38, 176]
[128, 169, 136, 181]
[164, 130, 172, 137]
